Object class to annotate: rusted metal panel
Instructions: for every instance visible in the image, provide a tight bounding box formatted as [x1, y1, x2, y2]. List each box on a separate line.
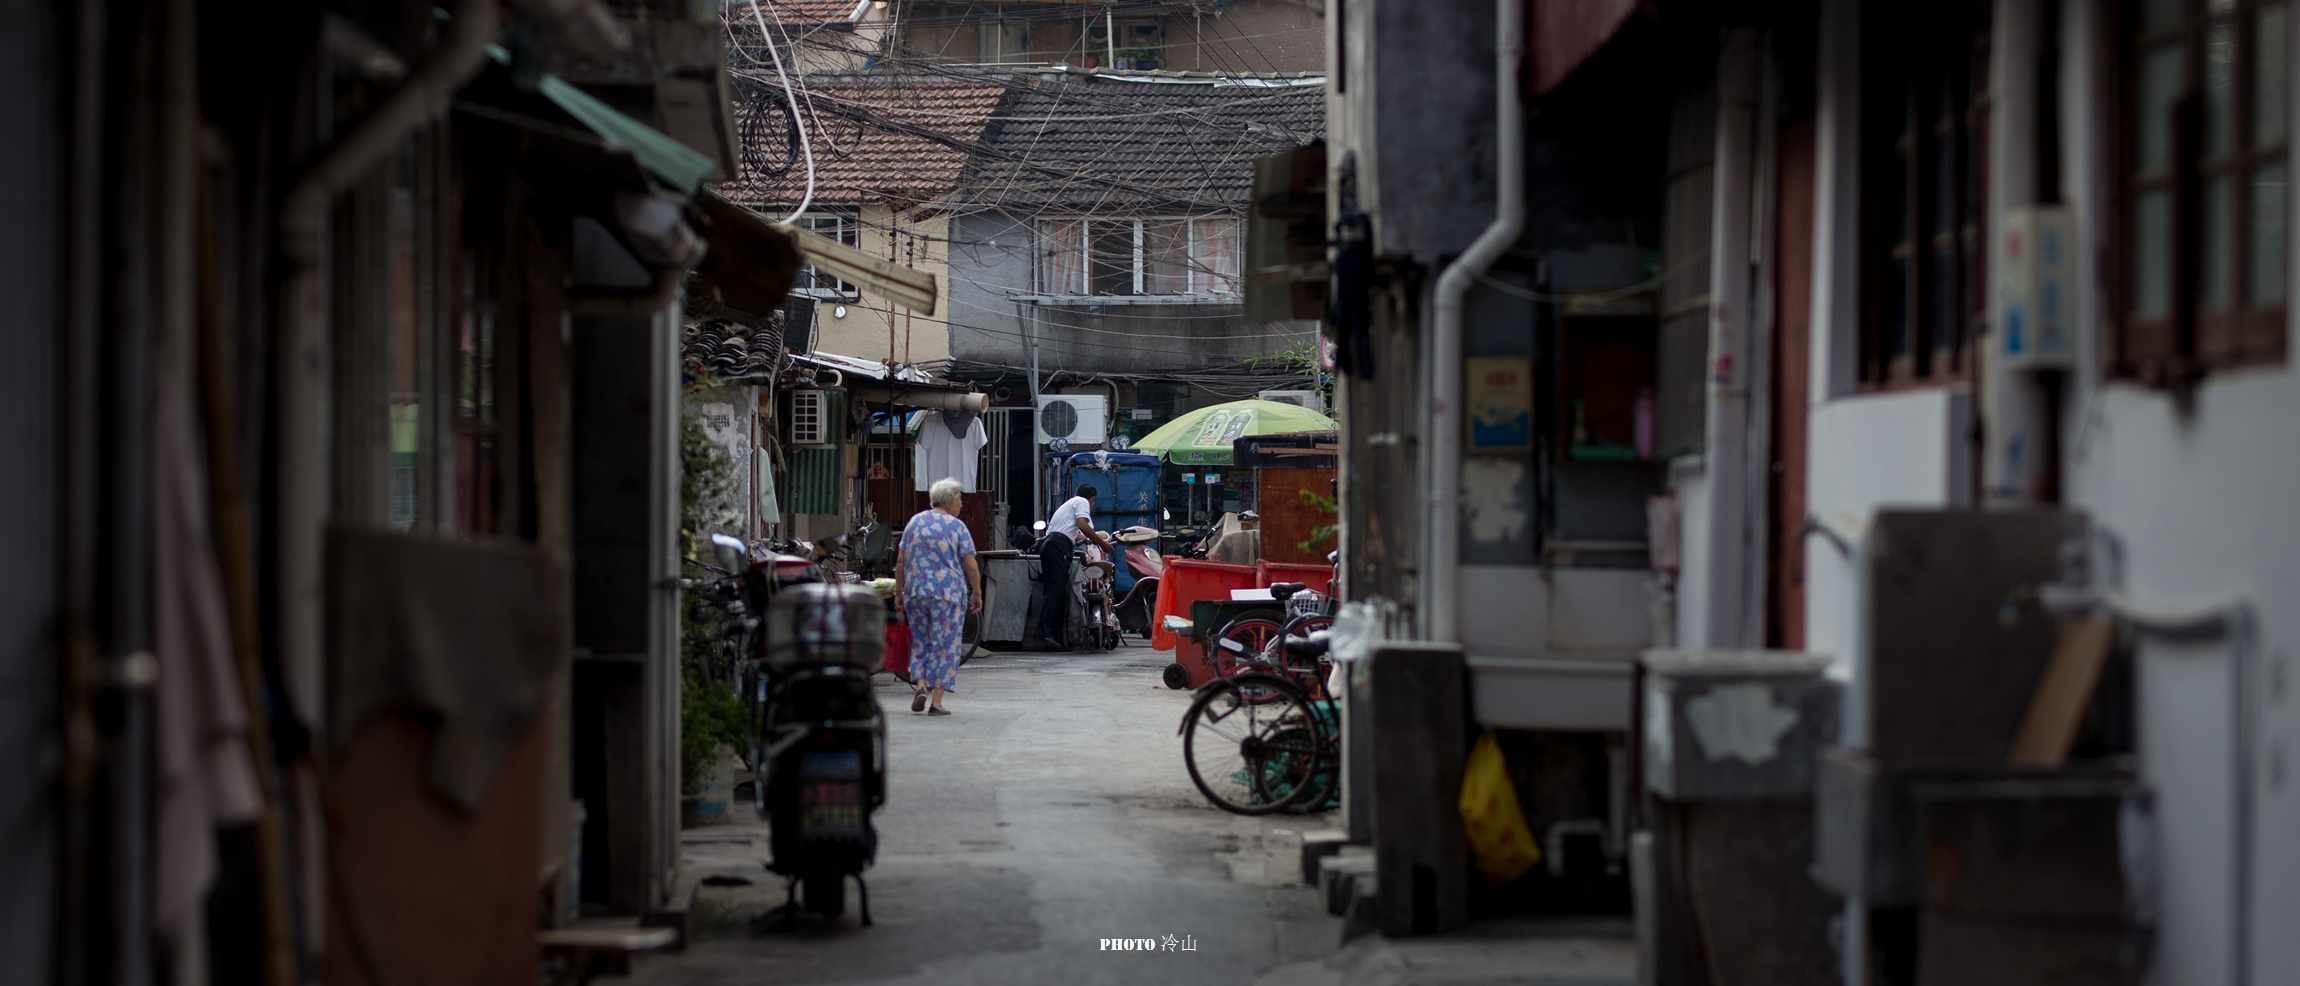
[1255, 466, 1335, 564]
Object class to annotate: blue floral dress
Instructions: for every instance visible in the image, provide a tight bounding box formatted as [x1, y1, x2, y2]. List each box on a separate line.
[901, 510, 977, 692]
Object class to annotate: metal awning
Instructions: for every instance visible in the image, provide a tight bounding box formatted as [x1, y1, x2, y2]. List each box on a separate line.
[788, 352, 987, 412]
[463, 44, 717, 197]
[532, 65, 716, 196]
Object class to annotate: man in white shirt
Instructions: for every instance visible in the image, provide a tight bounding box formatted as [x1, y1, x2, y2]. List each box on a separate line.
[1037, 484, 1114, 649]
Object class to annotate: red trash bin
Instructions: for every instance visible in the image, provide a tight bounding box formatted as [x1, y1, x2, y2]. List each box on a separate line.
[1151, 559, 1258, 652]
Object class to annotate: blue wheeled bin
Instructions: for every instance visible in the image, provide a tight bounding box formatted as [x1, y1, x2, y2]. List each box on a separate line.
[1048, 450, 1163, 593]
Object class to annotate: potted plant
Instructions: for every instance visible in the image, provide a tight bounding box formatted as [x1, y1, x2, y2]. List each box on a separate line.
[1121, 44, 1164, 70]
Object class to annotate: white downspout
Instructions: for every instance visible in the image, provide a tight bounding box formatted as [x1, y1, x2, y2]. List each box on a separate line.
[1426, 0, 1524, 643]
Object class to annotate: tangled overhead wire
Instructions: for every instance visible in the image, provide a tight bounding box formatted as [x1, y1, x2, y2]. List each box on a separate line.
[738, 79, 802, 180]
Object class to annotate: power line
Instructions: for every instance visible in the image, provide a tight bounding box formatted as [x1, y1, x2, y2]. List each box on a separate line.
[743, 0, 820, 220]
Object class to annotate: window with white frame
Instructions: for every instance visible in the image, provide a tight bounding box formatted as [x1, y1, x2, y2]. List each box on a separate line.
[796, 212, 860, 299]
[1036, 218, 1242, 296]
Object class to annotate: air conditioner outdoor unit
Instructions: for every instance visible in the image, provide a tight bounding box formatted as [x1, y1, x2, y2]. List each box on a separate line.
[1034, 394, 1109, 446]
[1258, 389, 1321, 411]
[788, 390, 831, 446]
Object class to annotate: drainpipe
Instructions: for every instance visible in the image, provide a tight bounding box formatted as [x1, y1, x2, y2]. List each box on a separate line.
[1425, 0, 1524, 643]
[1028, 301, 1044, 521]
[2037, 585, 2257, 986]
[1699, 29, 1760, 649]
[275, 0, 498, 732]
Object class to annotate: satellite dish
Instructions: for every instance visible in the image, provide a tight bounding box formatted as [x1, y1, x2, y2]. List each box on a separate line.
[1109, 434, 1131, 450]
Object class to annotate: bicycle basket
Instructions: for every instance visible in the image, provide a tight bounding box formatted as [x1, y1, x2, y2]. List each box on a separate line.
[1286, 589, 1329, 620]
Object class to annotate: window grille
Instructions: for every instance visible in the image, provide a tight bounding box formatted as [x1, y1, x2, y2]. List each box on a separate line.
[1858, 5, 1991, 389]
[788, 390, 829, 446]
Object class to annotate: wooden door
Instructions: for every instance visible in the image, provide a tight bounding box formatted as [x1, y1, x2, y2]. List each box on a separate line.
[1255, 467, 1336, 564]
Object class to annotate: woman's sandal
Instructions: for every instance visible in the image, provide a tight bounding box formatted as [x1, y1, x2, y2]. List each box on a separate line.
[911, 689, 928, 713]
[927, 707, 951, 716]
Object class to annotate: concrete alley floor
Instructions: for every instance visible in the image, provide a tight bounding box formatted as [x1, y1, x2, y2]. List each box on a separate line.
[625, 644, 1344, 986]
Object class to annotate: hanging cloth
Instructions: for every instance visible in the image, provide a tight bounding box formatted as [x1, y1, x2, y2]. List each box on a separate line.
[913, 412, 988, 492]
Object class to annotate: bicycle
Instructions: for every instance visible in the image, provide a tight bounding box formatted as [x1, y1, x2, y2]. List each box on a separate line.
[1178, 671, 1340, 815]
[1206, 583, 1336, 697]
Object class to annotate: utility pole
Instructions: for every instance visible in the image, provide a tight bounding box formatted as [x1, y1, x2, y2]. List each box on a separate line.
[1028, 302, 1043, 522]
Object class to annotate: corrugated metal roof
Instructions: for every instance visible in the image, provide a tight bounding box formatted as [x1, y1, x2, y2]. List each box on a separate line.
[782, 447, 843, 514]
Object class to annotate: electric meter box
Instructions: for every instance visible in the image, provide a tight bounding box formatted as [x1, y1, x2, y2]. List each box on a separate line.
[1995, 205, 2076, 370]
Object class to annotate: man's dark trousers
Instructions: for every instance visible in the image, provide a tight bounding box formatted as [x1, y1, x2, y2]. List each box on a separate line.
[1037, 532, 1074, 647]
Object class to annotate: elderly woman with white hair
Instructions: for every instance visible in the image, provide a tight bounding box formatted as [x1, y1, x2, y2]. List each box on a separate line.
[894, 478, 981, 715]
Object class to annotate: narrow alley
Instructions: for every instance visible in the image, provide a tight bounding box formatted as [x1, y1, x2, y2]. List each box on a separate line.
[629, 647, 1341, 986]
[11, 0, 2300, 984]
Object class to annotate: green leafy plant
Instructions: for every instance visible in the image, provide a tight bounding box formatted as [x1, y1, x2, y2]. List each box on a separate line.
[1120, 43, 1165, 66]
[1242, 339, 1334, 409]
[680, 409, 741, 544]
[678, 407, 745, 795]
[680, 675, 747, 795]
[1298, 488, 1339, 554]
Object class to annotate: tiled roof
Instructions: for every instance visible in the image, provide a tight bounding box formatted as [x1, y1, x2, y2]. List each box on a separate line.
[953, 73, 1325, 212]
[719, 75, 1010, 205]
[684, 318, 788, 379]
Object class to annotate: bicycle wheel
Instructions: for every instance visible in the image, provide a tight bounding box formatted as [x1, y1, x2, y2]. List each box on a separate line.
[1276, 614, 1336, 695]
[1210, 616, 1285, 679]
[1180, 672, 1321, 815]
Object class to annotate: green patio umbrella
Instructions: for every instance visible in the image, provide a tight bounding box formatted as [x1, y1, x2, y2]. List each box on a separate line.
[1130, 399, 1337, 466]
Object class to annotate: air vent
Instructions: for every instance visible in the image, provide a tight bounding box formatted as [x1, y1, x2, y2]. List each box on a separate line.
[1258, 389, 1321, 411]
[788, 390, 830, 446]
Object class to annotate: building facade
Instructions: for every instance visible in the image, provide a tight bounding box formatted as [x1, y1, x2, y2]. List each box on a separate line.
[1328, 1, 2299, 982]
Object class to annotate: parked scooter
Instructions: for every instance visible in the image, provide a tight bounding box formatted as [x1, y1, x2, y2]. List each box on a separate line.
[1074, 541, 1122, 650]
[1016, 520, 1127, 651]
[705, 535, 886, 925]
[753, 582, 887, 924]
[1112, 526, 1163, 639]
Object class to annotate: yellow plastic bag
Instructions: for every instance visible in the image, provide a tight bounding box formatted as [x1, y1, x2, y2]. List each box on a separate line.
[1458, 730, 1541, 884]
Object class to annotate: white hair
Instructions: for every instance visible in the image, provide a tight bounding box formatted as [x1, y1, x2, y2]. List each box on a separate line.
[929, 478, 963, 508]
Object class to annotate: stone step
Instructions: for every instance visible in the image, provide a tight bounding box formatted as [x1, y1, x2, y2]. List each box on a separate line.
[1299, 828, 1352, 886]
[1340, 874, 1380, 944]
[1319, 848, 1376, 916]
